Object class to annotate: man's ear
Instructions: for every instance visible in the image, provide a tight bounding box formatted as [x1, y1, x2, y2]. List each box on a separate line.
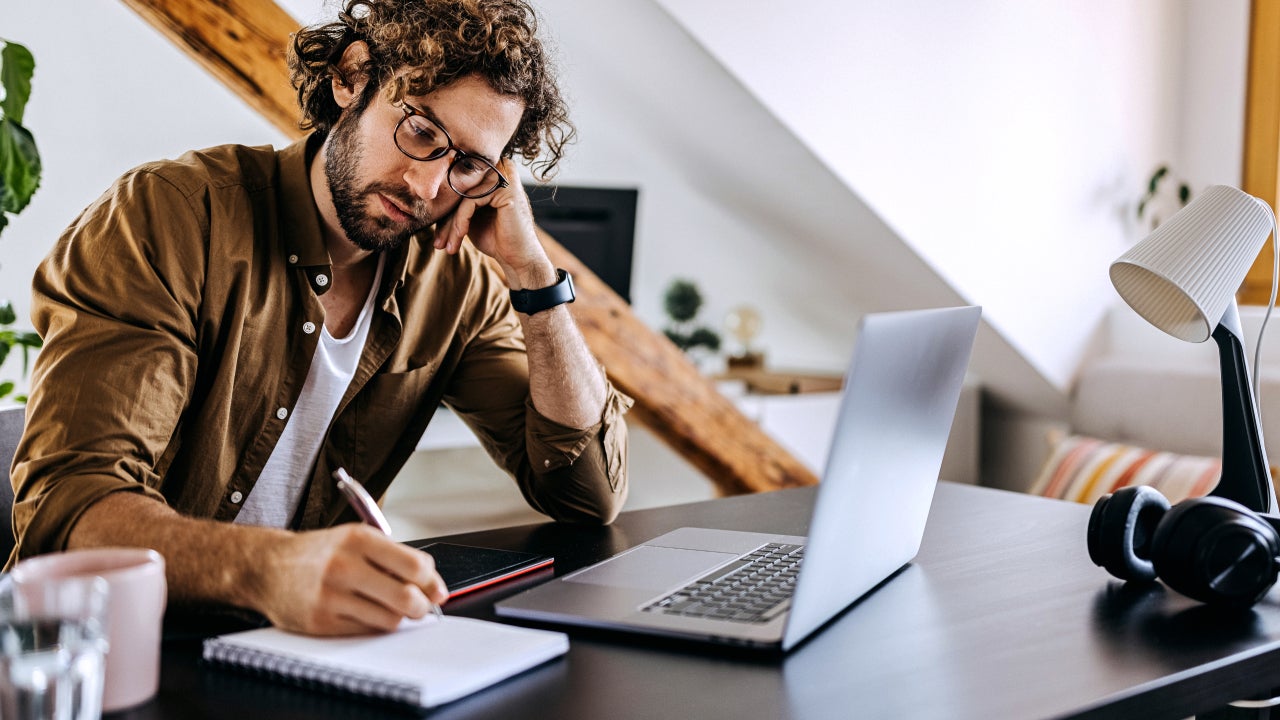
[332, 40, 372, 109]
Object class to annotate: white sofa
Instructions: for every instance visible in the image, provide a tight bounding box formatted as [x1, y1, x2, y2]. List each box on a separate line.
[1071, 355, 1280, 463]
[1018, 300, 1280, 507]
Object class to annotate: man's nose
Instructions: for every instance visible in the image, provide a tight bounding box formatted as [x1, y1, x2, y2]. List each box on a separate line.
[403, 158, 449, 201]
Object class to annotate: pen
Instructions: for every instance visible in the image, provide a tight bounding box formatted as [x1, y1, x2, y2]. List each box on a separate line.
[334, 467, 443, 620]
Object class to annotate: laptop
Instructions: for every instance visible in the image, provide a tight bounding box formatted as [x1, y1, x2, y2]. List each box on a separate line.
[495, 306, 981, 651]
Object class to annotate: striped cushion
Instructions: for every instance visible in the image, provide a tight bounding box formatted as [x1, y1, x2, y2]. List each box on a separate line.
[1030, 433, 1219, 505]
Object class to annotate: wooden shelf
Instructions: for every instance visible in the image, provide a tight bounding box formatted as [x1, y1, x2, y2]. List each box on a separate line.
[716, 368, 844, 395]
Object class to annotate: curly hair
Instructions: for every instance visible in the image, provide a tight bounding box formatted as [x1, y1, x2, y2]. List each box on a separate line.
[289, 0, 574, 180]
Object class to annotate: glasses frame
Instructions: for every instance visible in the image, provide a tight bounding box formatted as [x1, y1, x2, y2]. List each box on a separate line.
[393, 103, 510, 199]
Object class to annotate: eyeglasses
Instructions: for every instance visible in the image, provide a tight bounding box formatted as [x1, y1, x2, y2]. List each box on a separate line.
[393, 102, 510, 199]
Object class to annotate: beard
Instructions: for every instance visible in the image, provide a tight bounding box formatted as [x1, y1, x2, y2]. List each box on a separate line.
[324, 108, 435, 252]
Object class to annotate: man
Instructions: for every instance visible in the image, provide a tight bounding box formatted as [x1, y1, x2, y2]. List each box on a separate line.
[9, 0, 630, 636]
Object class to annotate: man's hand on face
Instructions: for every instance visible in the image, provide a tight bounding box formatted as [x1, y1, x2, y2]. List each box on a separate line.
[433, 158, 557, 288]
[258, 524, 449, 636]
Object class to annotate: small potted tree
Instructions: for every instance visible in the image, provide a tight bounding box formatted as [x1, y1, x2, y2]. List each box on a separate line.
[662, 279, 721, 371]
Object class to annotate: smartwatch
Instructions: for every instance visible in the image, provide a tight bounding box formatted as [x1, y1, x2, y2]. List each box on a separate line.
[510, 269, 575, 315]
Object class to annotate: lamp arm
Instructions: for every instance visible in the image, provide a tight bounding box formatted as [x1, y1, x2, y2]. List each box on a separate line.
[1210, 301, 1277, 513]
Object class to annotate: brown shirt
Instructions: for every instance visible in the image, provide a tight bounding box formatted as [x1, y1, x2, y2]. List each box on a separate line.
[9, 137, 631, 563]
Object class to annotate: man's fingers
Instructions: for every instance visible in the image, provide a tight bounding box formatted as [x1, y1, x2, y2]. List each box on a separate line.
[441, 199, 477, 254]
[325, 592, 407, 635]
[355, 532, 449, 607]
[341, 558, 435, 619]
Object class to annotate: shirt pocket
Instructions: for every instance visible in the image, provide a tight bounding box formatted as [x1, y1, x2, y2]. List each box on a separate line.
[354, 364, 439, 444]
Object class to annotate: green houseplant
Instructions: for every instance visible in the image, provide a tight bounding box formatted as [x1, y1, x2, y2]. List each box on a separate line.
[1137, 165, 1191, 231]
[662, 279, 721, 355]
[0, 38, 44, 402]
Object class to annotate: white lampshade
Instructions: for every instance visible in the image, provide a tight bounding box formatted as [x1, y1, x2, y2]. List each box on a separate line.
[1111, 185, 1273, 343]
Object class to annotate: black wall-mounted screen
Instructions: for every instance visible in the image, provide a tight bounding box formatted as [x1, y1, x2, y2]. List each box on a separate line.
[526, 185, 638, 303]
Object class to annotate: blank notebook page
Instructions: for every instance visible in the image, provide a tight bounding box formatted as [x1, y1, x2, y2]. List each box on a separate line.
[203, 615, 569, 708]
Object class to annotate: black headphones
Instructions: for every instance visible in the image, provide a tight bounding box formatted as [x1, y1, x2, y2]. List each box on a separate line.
[1087, 485, 1280, 608]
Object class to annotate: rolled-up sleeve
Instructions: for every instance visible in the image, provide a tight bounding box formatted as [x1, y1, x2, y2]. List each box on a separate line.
[441, 261, 633, 525]
[10, 169, 203, 563]
[519, 381, 633, 523]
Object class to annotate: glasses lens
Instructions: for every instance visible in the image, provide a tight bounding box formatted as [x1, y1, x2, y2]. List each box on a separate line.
[395, 112, 450, 161]
[449, 156, 503, 198]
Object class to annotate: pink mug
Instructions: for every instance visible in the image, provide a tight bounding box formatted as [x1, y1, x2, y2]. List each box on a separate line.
[11, 548, 167, 712]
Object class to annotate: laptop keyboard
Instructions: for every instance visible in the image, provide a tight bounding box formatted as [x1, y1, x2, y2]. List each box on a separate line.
[642, 543, 804, 624]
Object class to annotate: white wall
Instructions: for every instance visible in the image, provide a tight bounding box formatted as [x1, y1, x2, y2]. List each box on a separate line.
[1018, 0, 1250, 490]
[1178, 0, 1250, 192]
[653, 0, 1191, 392]
[1084, 0, 1249, 371]
[535, 0, 1068, 413]
[0, 1, 288, 393]
[533, 0, 894, 373]
[646, 0, 1253, 489]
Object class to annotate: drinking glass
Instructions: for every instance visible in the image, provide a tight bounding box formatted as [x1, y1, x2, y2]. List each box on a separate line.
[0, 575, 110, 720]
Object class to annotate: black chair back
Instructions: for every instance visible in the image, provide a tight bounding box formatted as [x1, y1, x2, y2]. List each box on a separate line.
[0, 406, 25, 561]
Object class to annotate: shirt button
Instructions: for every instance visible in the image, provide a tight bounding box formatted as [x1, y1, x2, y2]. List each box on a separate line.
[315, 274, 329, 287]
[230, 491, 244, 504]
[303, 321, 316, 335]
[276, 407, 288, 420]
[288, 254, 299, 264]
[544, 459, 551, 468]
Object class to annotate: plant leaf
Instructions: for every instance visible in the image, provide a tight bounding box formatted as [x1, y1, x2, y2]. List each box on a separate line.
[0, 301, 14, 325]
[1147, 166, 1168, 194]
[689, 326, 722, 352]
[0, 344, 9, 367]
[663, 279, 703, 323]
[0, 381, 14, 400]
[663, 328, 690, 351]
[0, 117, 40, 218]
[0, 41, 35, 124]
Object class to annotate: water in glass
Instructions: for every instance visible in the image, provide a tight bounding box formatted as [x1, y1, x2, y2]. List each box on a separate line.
[0, 577, 108, 720]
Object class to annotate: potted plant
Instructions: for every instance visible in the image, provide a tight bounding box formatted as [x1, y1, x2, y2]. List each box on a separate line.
[0, 38, 44, 401]
[1137, 165, 1191, 233]
[662, 279, 721, 365]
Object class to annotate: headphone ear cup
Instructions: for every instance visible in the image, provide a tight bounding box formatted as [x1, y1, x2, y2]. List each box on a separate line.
[1150, 496, 1280, 607]
[1087, 486, 1170, 582]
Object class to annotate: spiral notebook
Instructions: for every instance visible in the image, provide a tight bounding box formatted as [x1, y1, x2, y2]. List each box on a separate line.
[202, 615, 568, 709]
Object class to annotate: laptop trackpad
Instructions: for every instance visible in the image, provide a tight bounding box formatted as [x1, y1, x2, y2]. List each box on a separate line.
[565, 546, 737, 591]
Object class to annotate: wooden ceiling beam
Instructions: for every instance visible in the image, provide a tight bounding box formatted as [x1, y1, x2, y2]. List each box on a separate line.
[119, 0, 819, 494]
[120, 0, 301, 137]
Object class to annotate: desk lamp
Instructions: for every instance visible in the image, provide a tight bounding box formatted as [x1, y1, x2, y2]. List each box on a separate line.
[1110, 184, 1278, 512]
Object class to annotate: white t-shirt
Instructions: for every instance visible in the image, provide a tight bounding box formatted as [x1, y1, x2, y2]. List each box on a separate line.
[235, 255, 385, 528]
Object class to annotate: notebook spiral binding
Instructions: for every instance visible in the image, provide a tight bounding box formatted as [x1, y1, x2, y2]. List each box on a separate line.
[204, 639, 421, 706]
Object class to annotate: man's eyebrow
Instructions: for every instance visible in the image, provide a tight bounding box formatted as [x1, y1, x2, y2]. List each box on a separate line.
[409, 101, 500, 165]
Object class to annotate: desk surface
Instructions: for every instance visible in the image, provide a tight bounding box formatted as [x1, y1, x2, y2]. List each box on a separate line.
[117, 483, 1280, 720]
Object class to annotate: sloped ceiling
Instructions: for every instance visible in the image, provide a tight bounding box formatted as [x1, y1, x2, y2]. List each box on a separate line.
[534, 0, 1071, 413]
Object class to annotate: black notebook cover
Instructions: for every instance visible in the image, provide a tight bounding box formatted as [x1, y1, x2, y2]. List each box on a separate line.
[411, 542, 554, 598]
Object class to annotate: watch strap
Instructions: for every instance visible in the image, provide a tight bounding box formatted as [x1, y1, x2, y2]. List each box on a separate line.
[509, 268, 575, 315]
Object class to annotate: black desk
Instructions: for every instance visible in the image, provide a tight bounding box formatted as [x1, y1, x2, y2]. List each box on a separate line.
[117, 483, 1280, 719]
